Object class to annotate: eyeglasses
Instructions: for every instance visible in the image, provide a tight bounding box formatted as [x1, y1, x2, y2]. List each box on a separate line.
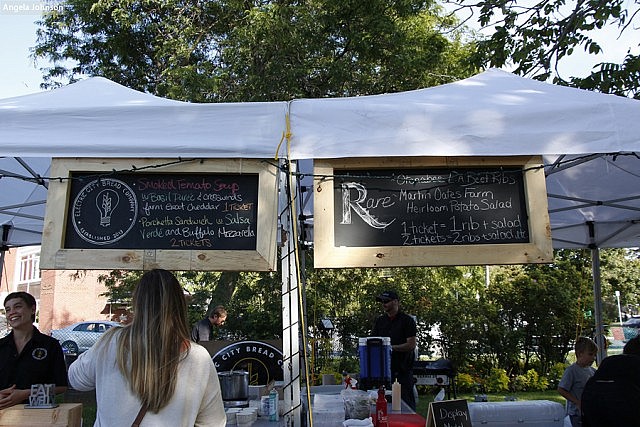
[380, 299, 392, 304]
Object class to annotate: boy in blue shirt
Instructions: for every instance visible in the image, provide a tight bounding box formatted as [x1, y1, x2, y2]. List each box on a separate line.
[558, 337, 598, 427]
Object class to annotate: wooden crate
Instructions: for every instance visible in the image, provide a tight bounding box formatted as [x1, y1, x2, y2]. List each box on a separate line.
[0, 403, 82, 427]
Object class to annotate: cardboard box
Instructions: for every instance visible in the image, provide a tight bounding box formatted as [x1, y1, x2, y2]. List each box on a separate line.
[0, 403, 82, 427]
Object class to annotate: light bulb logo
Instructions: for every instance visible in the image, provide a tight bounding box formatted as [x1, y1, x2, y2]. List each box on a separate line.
[96, 189, 120, 227]
[72, 177, 138, 246]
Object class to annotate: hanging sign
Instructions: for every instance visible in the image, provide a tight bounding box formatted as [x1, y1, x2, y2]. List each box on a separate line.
[41, 158, 279, 271]
[314, 156, 552, 268]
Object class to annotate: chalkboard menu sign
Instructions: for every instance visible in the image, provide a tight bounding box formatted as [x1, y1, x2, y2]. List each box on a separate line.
[41, 158, 279, 271]
[65, 172, 259, 251]
[314, 157, 553, 268]
[333, 167, 529, 247]
[426, 399, 473, 427]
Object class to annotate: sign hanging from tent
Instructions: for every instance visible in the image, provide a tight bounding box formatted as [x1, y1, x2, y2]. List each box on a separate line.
[314, 156, 552, 268]
[41, 158, 279, 271]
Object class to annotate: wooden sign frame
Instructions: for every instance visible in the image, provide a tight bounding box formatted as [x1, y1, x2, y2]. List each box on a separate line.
[41, 158, 279, 271]
[313, 156, 552, 268]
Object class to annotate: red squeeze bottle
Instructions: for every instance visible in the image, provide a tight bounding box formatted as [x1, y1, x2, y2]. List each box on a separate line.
[376, 386, 388, 427]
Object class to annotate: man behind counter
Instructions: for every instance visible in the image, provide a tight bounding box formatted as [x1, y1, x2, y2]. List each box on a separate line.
[372, 290, 417, 410]
[191, 305, 227, 343]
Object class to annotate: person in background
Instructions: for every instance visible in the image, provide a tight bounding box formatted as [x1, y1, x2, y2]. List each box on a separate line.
[581, 336, 640, 427]
[558, 336, 598, 427]
[372, 290, 417, 410]
[191, 305, 227, 343]
[69, 269, 225, 426]
[0, 291, 68, 409]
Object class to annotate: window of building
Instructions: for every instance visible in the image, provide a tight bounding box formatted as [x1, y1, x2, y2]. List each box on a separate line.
[15, 246, 41, 298]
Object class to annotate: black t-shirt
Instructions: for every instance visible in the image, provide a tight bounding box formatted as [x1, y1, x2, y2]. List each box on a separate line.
[0, 328, 69, 395]
[582, 354, 640, 427]
[191, 318, 214, 342]
[372, 311, 417, 375]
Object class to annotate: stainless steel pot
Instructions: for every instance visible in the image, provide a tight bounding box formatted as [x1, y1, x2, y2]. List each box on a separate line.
[218, 370, 249, 401]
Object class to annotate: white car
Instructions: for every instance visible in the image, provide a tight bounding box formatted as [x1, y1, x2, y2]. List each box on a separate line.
[51, 320, 122, 355]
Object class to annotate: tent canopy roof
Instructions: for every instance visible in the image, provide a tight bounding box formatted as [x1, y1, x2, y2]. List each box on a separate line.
[1, 69, 640, 250]
[288, 68, 639, 159]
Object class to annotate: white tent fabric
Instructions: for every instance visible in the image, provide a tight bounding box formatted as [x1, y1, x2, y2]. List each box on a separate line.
[0, 77, 288, 158]
[0, 157, 50, 247]
[1, 69, 640, 250]
[288, 68, 638, 159]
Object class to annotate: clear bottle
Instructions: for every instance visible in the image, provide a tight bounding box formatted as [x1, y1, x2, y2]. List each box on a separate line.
[268, 388, 279, 422]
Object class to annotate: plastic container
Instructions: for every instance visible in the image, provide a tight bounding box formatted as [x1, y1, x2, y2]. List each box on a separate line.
[268, 388, 279, 421]
[468, 400, 564, 426]
[358, 337, 391, 390]
[391, 379, 401, 411]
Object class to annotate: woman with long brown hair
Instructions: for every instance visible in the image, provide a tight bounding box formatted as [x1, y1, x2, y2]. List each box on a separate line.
[69, 269, 225, 426]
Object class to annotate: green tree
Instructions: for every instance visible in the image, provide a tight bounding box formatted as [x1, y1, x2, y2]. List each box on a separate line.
[488, 250, 593, 373]
[448, 0, 640, 98]
[99, 270, 236, 331]
[34, 0, 479, 101]
[600, 248, 640, 320]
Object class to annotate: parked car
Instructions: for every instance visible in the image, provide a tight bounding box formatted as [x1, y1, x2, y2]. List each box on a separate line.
[0, 314, 8, 338]
[622, 317, 640, 328]
[51, 320, 122, 355]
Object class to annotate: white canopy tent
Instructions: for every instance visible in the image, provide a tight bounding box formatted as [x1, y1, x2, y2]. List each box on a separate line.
[2, 68, 640, 419]
[3, 69, 640, 250]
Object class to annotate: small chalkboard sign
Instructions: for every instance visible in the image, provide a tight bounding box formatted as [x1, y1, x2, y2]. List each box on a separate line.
[426, 399, 472, 427]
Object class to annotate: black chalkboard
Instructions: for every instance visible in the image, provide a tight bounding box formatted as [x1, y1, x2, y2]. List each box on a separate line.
[64, 172, 259, 250]
[333, 168, 529, 247]
[426, 399, 472, 427]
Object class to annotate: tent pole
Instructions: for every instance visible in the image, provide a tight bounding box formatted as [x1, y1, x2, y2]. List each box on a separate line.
[0, 250, 6, 291]
[591, 247, 606, 364]
[279, 159, 302, 427]
[0, 224, 11, 291]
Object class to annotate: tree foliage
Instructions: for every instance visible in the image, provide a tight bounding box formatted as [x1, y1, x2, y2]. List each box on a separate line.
[34, 0, 478, 101]
[35, 0, 640, 383]
[447, 0, 640, 98]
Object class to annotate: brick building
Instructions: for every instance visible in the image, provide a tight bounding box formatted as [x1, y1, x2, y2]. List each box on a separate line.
[1, 246, 110, 333]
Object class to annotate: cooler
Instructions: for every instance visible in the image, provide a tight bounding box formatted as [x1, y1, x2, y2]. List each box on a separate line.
[468, 400, 565, 426]
[358, 336, 391, 390]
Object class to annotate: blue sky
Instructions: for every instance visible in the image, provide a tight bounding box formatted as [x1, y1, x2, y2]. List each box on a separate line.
[0, 2, 637, 99]
[0, 8, 45, 98]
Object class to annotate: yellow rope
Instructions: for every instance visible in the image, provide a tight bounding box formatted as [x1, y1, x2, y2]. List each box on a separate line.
[274, 112, 292, 161]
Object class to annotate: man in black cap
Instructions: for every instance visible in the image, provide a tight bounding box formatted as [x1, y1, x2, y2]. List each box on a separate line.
[372, 290, 417, 410]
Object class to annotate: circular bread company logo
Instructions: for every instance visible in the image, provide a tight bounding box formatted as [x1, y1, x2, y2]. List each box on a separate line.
[72, 178, 138, 245]
[32, 347, 48, 360]
[213, 341, 283, 385]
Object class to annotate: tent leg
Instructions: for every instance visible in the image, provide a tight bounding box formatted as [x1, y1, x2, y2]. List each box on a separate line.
[279, 160, 302, 427]
[591, 247, 607, 364]
[0, 224, 11, 291]
[0, 250, 6, 291]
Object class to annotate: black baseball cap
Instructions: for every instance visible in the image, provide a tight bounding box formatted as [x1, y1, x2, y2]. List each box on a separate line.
[376, 290, 399, 302]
